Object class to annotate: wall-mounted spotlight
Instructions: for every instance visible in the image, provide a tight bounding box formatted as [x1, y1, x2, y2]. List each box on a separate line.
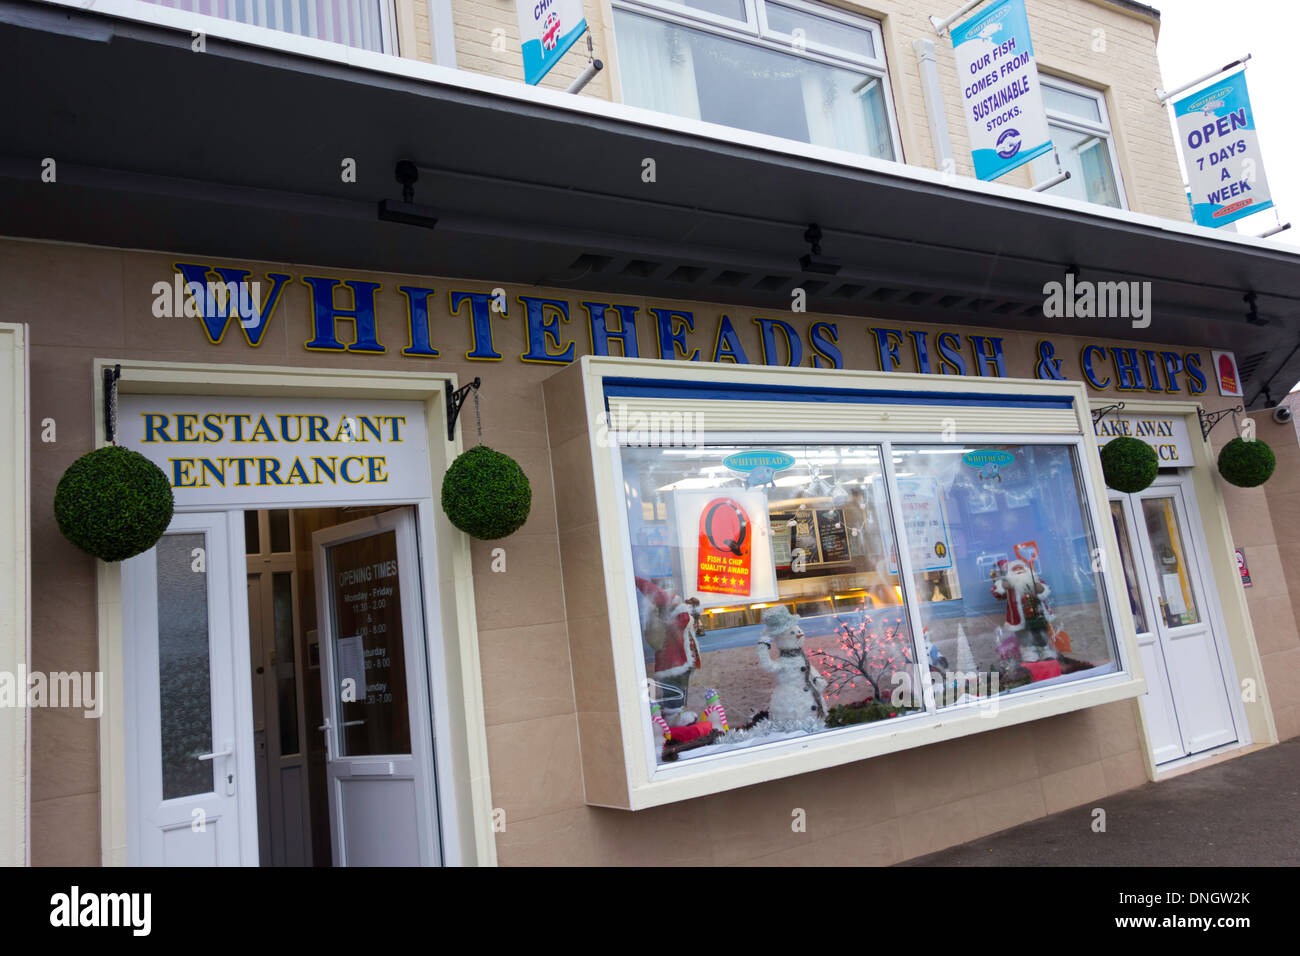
[378, 159, 439, 229]
[1244, 291, 1268, 325]
[799, 224, 841, 275]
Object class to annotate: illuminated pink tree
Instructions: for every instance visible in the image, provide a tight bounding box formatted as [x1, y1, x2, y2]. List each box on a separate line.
[812, 614, 914, 703]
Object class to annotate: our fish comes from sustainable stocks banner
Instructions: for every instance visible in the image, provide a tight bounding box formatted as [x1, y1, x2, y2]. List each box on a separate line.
[1174, 71, 1273, 228]
[950, 0, 1053, 181]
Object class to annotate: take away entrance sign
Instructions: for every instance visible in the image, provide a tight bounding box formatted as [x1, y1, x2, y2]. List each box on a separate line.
[516, 0, 587, 85]
[1094, 413, 1194, 468]
[1174, 70, 1274, 228]
[950, 0, 1053, 181]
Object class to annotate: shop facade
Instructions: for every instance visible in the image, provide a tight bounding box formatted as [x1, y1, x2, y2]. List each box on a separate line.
[2, 0, 1300, 867]
[0, 240, 1293, 866]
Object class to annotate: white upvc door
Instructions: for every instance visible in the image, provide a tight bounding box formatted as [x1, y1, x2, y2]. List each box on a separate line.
[1132, 480, 1238, 758]
[123, 511, 258, 866]
[313, 509, 441, 867]
[1109, 495, 1184, 765]
[1111, 475, 1240, 765]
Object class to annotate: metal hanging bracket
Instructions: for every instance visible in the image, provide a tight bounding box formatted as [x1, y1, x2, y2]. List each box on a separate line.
[1198, 404, 1243, 441]
[1156, 53, 1251, 104]
[1091, 402, 1124, 426]
[446, 377, 481, 441]
[103, 364, 121, 444]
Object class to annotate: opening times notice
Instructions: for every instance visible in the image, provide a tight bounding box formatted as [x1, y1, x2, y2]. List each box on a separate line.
[329, 531, 411, 757]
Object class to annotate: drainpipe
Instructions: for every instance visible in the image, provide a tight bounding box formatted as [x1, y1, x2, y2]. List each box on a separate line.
[913, 38, 955, 174]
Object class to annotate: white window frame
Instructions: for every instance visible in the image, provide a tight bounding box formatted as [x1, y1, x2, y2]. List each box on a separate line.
[1036, 75, 1129, 210]
[116, 0, 400, 56]
[610, 0, 904, 162]
[575, 358, 1148, 809]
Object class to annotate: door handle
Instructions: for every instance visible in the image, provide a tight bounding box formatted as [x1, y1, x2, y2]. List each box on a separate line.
[196, 743, 236, 796]
[318, 718, 333, 762]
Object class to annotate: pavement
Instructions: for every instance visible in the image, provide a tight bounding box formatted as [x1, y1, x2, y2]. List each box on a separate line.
[899, 738, 1300, 866]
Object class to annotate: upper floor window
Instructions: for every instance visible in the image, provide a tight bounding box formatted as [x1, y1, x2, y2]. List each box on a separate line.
[611, 0, 900, 161]
[140, 0, 395, 53]
[1032, 77, 1127, 209]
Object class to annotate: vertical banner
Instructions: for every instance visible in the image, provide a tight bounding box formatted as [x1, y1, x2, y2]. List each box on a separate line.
[1174, 71, 1274, 228]
[950, 0, 1053, 181]
[516, 0, 588, 86]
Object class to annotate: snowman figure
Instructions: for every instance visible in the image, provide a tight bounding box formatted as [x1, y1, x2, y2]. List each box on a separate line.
[755, 606, 827, 724]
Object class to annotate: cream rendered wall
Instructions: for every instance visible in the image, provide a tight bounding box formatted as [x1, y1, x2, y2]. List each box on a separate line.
[852, 0, 1188, 221]
[439, 0, 616, 98]
[1256, 415, 1300, 742]
[413, 0, 1187, 221]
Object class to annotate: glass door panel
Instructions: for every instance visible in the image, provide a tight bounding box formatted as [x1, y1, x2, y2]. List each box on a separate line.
[1108, 501, 1148, 635]
[156, 532, 216, 799]
[324, 529, 412, 758]
[1141, 497, 1200, 628]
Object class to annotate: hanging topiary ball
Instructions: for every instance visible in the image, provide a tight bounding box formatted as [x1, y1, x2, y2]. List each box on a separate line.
[54, 446, 174, 562]
[1101, 436, 1158, 493]
[441, 445, 532, 540]
[1218, 437, 1276, 488]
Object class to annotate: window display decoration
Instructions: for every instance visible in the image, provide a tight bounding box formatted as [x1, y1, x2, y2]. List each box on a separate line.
[1100, 435, 1158, 492]
[440, 445, 532, 539]
[54, 446, 174, 562]
[635, 577, 703, 726]
[621, 436, 1123, 770]
[991, 545, 1057, 663]
[814, 612, 913, 704]
[1217, 436, 1276, 488]
[755, 605, 828, 724]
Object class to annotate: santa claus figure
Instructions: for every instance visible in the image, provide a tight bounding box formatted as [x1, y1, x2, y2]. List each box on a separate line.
[635, 577, 702, 725]
[991, 559, 1056, 662]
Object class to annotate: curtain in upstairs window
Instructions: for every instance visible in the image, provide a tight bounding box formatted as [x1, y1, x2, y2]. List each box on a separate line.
[614, 11, 703, 121]
[144, 0, 388, 54]
[800, 71, 895, 160]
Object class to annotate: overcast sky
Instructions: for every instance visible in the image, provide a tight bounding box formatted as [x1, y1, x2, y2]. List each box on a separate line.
[1155, 0, 1294, 244]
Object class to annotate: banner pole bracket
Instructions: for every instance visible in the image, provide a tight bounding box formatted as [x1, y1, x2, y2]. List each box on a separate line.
[1198, 404, 1243, 442]
[929, 0, 990, 35]
[103, 364, 121, 445]
[446, 377, 482, 442]
[1091, 402, 1124, 427]
[1156, 53, 1251, 104]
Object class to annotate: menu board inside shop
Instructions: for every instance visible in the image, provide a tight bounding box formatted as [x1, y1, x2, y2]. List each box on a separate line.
[815, 510, 852, 564]
[772, 510, 821, 569]
[328, 530, 411, 757]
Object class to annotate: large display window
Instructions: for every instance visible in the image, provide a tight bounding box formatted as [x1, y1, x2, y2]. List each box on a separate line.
[618, 437, 1122, 767]
[548, 358, 1147, 808]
